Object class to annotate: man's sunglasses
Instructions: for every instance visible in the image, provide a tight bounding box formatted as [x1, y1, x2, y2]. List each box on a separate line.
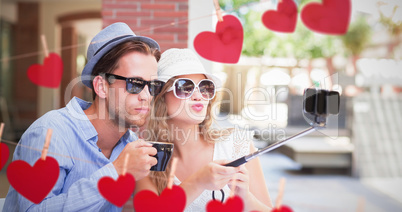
[104, 73, 165, 96]
[167, 78, 216, 100]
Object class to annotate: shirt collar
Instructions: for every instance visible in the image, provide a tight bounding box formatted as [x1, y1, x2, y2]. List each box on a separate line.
[120, 129, 138, 143]
[66, 97, 98, 142]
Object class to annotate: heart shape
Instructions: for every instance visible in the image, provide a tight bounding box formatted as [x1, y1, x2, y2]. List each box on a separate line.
[262, 0, 298, 33]
[27, 53, 63, 88]
[206, 196, 244, 212]
[1, 143, 10, 171]
[98, 173, 135, 207]
[7, 156, 59, 204]
[194, 15, 243, 64]
[134, 185, 186, 212]
[271, 205, 294, 212]
[301, 0, 351, 35]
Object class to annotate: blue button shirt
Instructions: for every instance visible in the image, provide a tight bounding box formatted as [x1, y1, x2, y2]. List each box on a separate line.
[4, 97, 138, 211]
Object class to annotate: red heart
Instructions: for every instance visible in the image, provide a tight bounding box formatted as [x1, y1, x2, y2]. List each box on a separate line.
[0, 143, 10, 171]
[271, 205, 294, 212]
[262, 0, 298, 33]
[194, 15, 243, 64]
[301, 0, 351, 35]
[7, 156, 59, 204]
[27, 53, 63, 88]
[206, 196, 244, 212]
[98, 173, 135, 207]
[134, 185, 186, 212]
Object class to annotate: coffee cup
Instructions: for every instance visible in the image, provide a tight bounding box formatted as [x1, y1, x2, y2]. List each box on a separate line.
[148, 141, 174, 171]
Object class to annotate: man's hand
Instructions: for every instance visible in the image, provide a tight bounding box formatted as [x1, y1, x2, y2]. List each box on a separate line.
[113, 140, 157, 180]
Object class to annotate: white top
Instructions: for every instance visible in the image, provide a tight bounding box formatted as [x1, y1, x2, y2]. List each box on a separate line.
[174, 130, 254, 212]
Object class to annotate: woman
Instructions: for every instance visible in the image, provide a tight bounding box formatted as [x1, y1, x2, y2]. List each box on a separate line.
[135, 48, 272, 211]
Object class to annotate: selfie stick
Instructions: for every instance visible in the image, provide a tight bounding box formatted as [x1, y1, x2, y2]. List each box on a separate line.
[212, 88, 339, 201]
[212, 125, 323, 202]
[224, 88, 339, 167]
[224, 125, 322, 167]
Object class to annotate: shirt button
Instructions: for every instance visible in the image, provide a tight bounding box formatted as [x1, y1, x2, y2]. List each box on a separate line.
[98, 148, 102, 152]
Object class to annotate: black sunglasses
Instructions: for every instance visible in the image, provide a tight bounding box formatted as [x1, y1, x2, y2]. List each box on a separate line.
[104, 73, 165, 96]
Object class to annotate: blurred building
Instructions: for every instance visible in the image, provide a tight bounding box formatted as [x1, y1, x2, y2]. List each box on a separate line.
[0, 0, 215, 140]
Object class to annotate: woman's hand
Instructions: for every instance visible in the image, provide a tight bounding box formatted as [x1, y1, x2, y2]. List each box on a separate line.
[229, 164, 272, 211]
[190, 160, 240, 191]
[228, 164, 251, 200]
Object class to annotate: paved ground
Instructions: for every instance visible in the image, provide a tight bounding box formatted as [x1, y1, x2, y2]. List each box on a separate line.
[261, 151, 402, 212]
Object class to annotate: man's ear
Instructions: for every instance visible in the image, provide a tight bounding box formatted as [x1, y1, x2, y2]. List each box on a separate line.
[93, 75, 108, 99]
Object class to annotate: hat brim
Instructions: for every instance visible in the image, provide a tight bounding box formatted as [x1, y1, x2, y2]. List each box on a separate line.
[81, 35, 160, 88]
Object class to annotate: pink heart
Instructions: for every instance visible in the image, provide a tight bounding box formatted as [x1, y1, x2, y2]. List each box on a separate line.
[206, 196, 244, 212]
[194, 15, 243, 64]
[7, 157, 60, 204]
[0, 143, 10, 171]
[98, 173, 135, 207]
[262, 0, 298, 33]
[134, 185, 186, 212]
[27, 53, 63, 88]
[301, 0, 351, 35]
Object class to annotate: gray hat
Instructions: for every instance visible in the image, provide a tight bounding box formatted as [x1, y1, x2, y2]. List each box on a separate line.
[81, 22, 160, 88]
[158, 48, 222, 88]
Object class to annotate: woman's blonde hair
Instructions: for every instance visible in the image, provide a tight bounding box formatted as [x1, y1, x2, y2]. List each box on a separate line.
[146, 76, 231, 194]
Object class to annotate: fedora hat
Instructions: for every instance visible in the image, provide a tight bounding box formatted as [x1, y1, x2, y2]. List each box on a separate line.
[81, 22, 160, 88]
[157, 48, 222, 88]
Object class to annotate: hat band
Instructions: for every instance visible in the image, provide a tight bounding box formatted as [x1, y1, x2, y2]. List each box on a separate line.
[93, 35, 132, 56]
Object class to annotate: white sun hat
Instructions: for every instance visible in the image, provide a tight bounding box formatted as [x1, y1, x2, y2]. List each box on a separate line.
[157, 48, 222, 88]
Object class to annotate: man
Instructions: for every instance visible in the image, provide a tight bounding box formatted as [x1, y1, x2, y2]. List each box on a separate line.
[4, 22, 163, 211]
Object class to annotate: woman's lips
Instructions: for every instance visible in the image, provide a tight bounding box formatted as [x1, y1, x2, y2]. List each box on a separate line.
[135, 108, 149, 114]
[191, 104, 204, 112]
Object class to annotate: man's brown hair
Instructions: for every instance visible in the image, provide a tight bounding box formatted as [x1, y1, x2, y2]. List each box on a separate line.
[90, 40, 161, 100]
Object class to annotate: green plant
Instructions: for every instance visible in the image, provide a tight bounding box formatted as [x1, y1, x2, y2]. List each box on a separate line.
[379, 5, 402, 37]
[341, 15, 372, 56]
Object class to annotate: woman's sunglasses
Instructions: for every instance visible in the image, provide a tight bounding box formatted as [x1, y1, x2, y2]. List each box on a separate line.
[104, 73, 165, 96]
[167, 78, 216, 100]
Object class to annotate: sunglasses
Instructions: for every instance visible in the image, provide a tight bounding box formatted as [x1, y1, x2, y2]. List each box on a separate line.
[167, 78, 216, 100]
[104, 73, 165, 96]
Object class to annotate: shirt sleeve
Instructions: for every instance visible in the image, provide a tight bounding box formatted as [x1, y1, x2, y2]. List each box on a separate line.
[25, 164, 118, 212]
[3, 126, 120, 212]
